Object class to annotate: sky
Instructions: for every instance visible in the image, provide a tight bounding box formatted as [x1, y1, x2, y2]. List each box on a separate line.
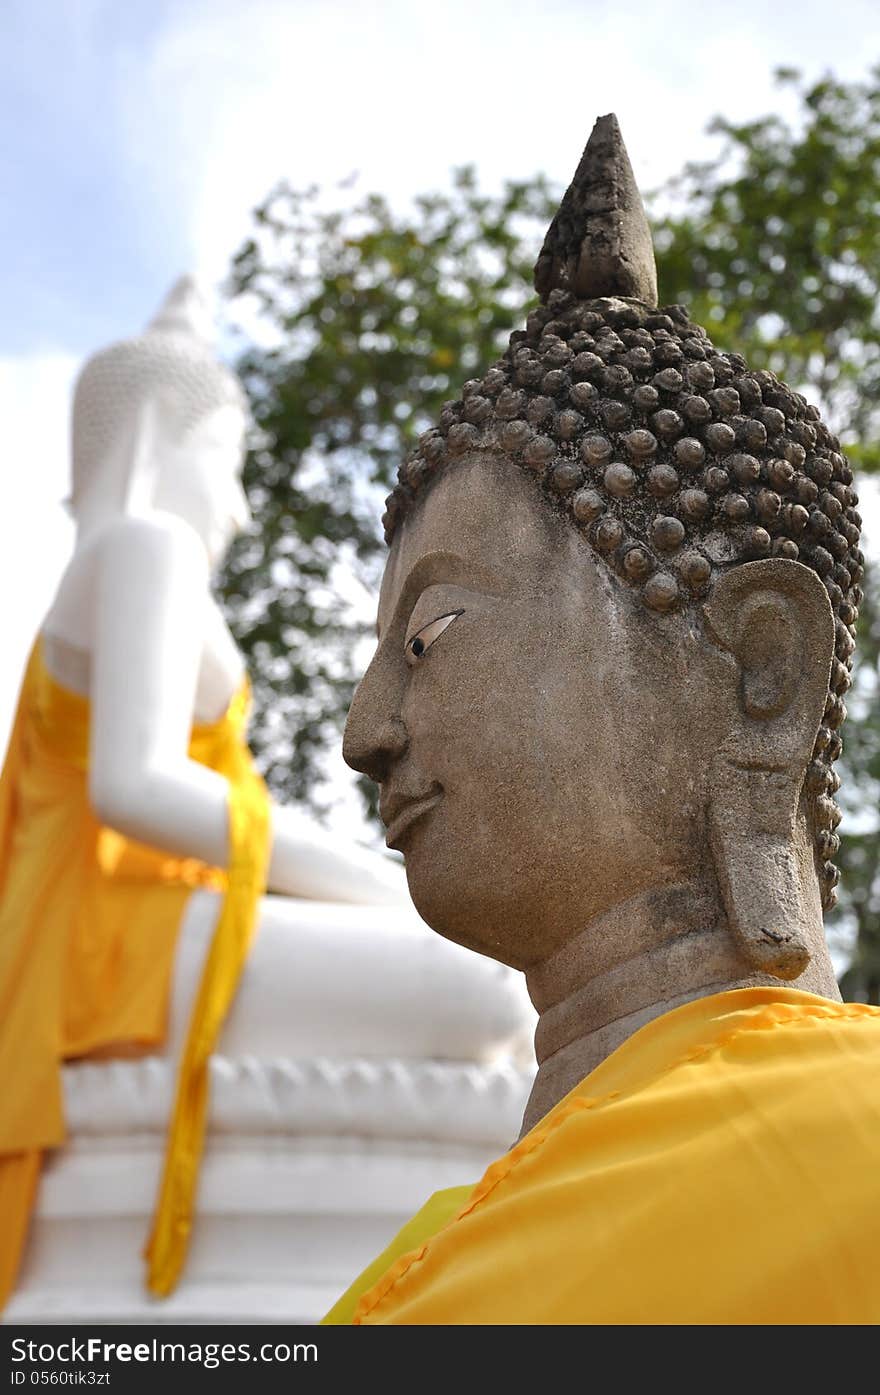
[1, 0, 879, 839]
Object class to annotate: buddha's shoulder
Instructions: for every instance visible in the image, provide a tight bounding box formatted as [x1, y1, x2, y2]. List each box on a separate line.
[514, 993, 880, 1183]
[354, 996, 880, 1323]
[423, 993, 880, 1233]
[564, 991, 880, 1117]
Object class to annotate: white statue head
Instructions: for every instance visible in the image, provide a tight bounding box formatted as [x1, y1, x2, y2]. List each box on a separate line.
[70, 276, 251, 564]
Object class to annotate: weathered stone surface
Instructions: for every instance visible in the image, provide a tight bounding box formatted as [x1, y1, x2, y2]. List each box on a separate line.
[534, 114, 659, 306]
[343, 116, 862, 1139]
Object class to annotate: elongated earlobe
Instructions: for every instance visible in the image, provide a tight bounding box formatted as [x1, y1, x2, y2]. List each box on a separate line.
[703, 560, 835, 979]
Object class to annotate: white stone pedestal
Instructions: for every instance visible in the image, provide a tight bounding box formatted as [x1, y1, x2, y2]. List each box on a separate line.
[5, 894, 536, 1324]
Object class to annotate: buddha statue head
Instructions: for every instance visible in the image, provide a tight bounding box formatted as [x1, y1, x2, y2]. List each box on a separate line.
[70, 276, 251, 563]
[343, 117, 863, 1054]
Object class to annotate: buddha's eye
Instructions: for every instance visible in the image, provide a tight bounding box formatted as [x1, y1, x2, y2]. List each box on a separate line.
[405, 610, 464, 662]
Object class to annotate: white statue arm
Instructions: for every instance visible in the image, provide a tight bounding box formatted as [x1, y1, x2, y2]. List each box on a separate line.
[88, 512, 408, 904]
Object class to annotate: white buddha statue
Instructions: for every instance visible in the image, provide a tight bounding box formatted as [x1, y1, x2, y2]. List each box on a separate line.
[47, 275, 408, 906]
[0, 278, 535, 1322]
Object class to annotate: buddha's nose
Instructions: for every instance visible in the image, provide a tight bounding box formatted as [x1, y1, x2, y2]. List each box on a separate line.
[343, 665, 409, 785]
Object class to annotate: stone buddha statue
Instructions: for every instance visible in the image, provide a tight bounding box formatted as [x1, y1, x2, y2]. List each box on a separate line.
[0, 277, 535, 1320]
[330, 116, 880, 1325]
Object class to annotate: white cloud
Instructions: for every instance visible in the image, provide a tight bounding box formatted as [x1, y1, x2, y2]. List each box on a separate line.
[114, 0, 880, 298]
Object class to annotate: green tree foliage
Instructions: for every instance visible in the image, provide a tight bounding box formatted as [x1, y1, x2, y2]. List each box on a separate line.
[220, 66, 879, 984]
[836, 576, 880, 1001]
[651, 66, 880, 997]
[652, 65, 880, 475]
[220, 170, 557, 816]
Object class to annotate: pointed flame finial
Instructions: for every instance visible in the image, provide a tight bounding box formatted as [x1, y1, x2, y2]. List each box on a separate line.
[534, 114, 658, 307]
[145, 275, 215, 344]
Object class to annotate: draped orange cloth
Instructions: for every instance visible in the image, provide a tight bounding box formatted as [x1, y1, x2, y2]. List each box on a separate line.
[324, 987, 880, 1325]
[0, 639, 270, 1306]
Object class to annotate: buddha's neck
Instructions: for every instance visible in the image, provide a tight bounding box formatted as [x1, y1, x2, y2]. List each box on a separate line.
[520, 880, 836, 1138]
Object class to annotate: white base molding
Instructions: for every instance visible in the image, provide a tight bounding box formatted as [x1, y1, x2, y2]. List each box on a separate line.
[5, 895, 536, 1324]
[6, 1057, 533, 1324]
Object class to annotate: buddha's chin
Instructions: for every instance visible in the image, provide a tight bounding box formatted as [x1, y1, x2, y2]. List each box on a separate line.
[400, 821, 534, 970]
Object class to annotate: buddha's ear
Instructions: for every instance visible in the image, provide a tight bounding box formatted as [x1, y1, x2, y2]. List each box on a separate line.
[702, 559, 835, 979]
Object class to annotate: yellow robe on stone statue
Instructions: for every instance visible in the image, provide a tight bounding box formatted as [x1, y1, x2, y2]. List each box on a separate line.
[0, 639, 270, 1306]
[324, 987, 880, 1325]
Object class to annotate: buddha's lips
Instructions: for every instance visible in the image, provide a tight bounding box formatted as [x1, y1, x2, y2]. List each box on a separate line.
[383, 788, 443, 850]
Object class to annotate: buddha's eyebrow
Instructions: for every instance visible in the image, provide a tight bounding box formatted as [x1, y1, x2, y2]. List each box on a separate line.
[376, 550, 510, 642]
